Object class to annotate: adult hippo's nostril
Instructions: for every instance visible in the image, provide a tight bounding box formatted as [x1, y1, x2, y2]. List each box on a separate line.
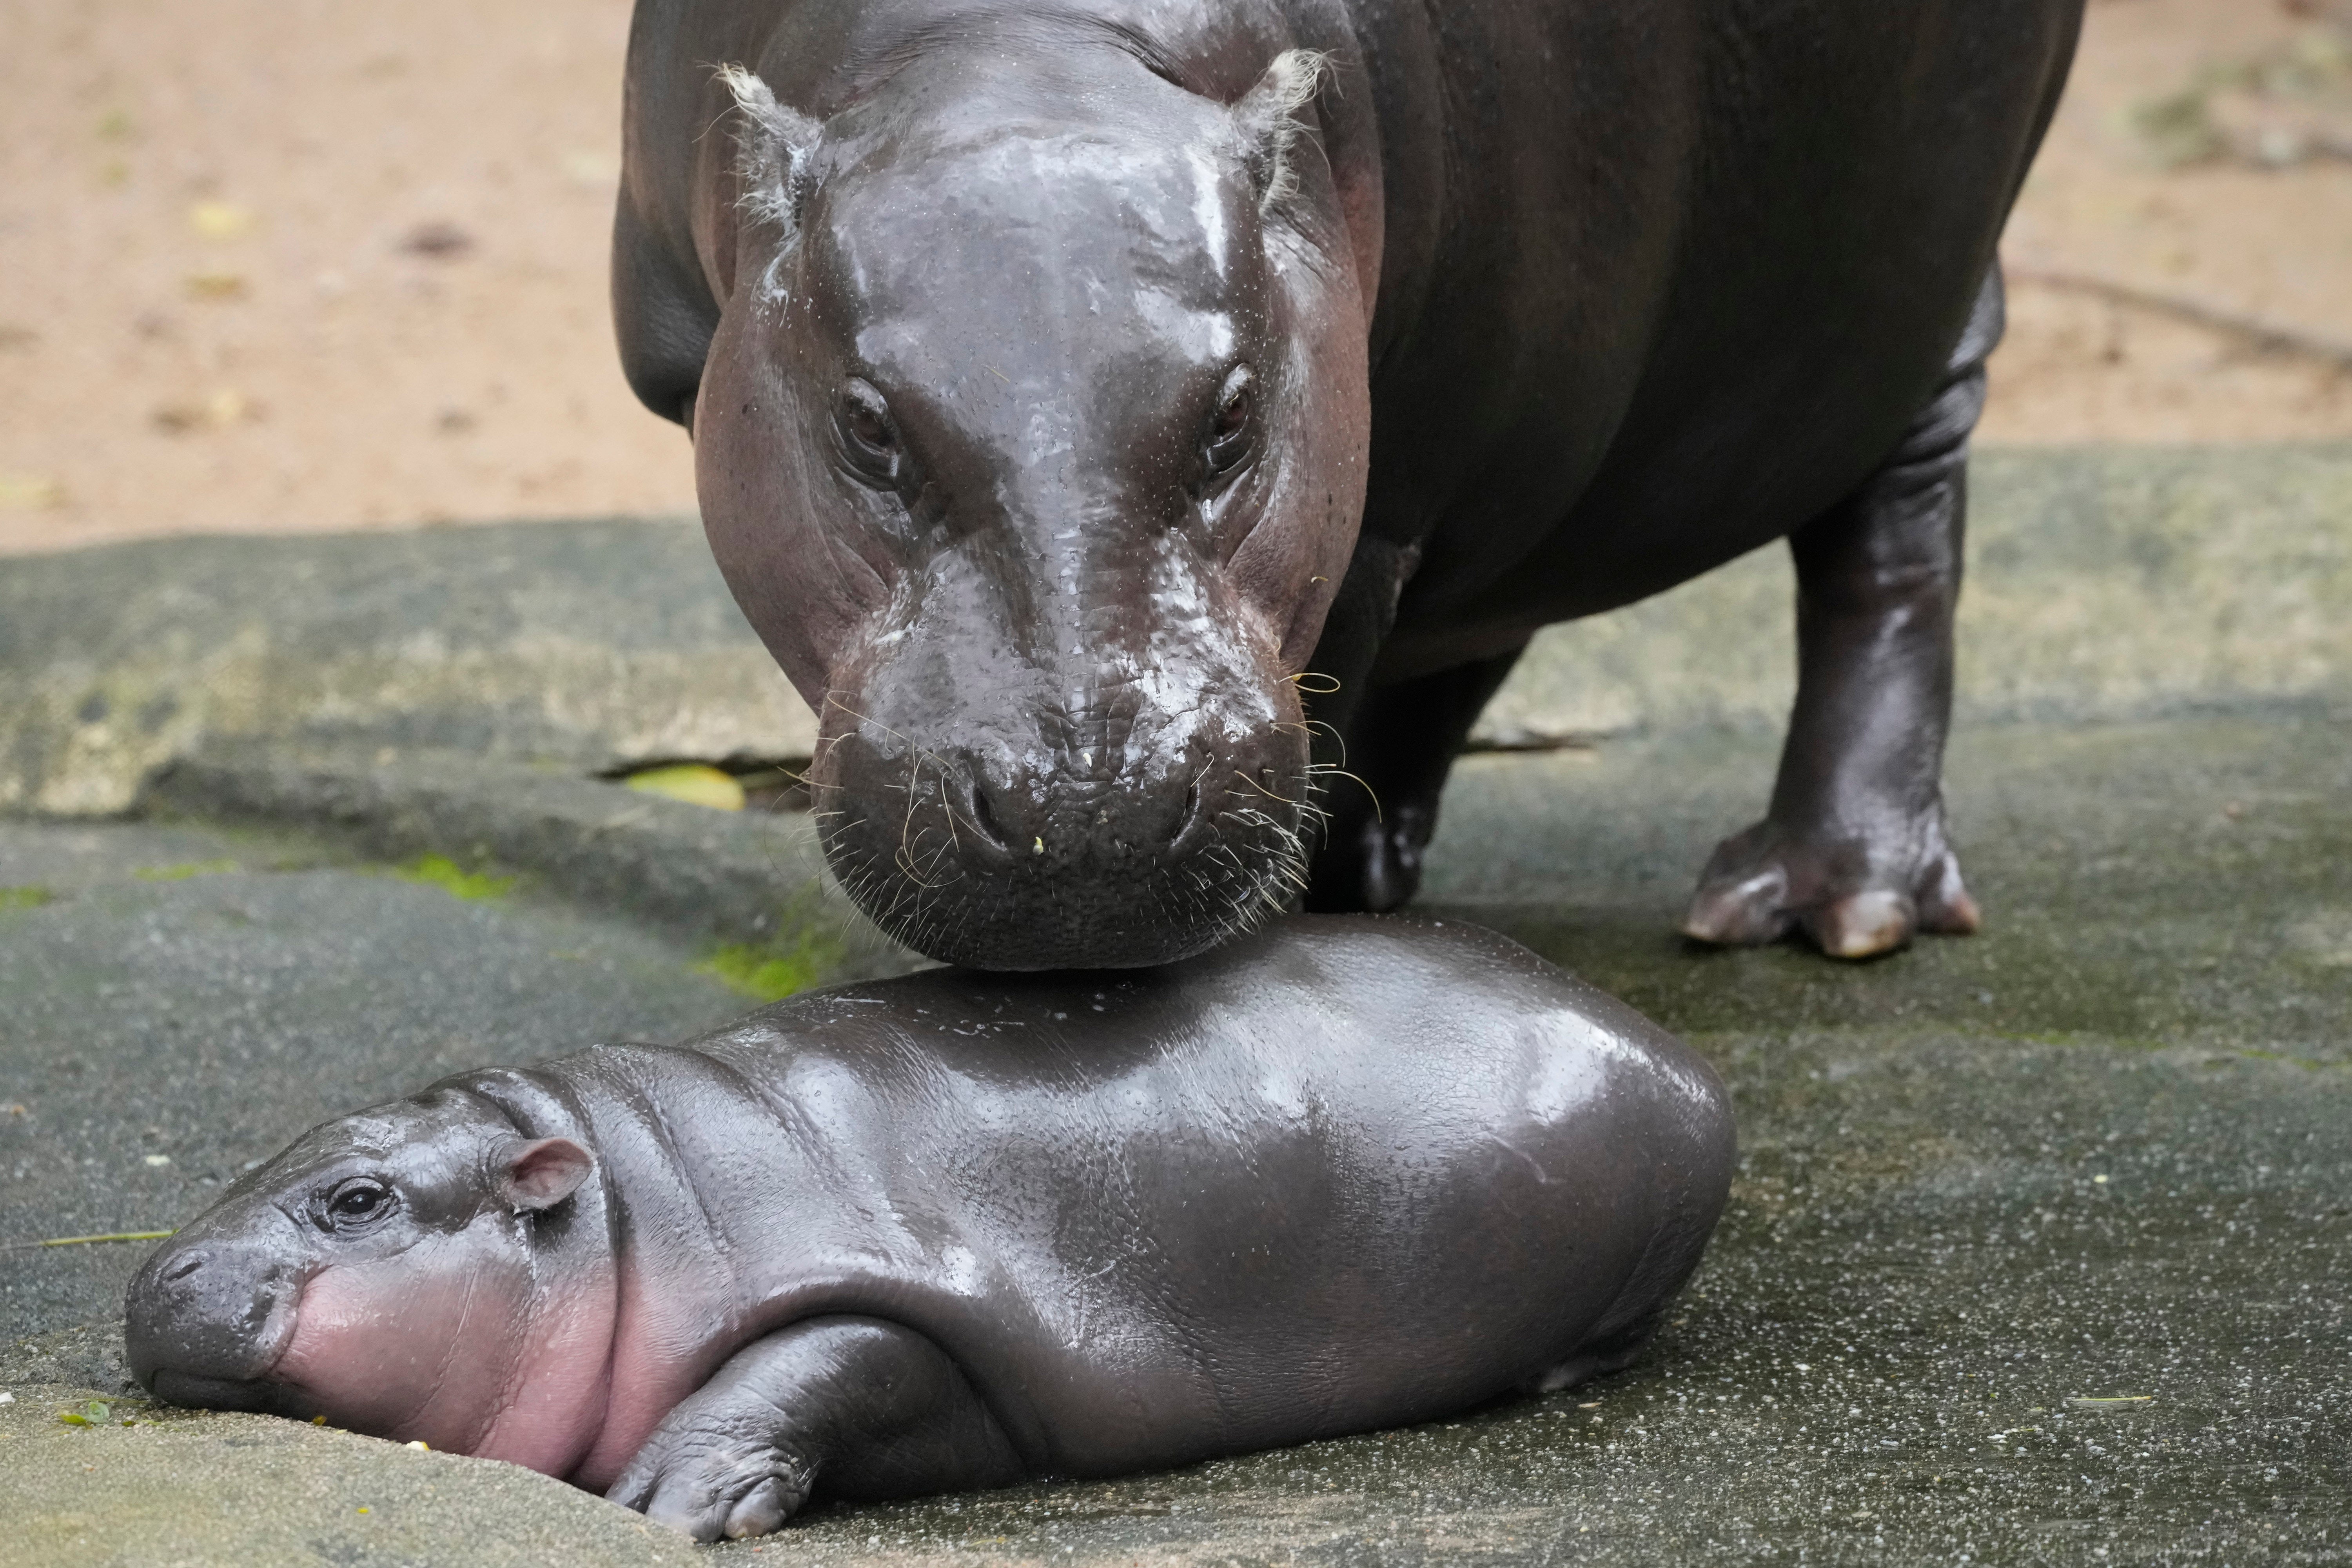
[965, 752, 1202, 866]
[163, 1250, 206, 1282]
[957, 764, 1014, 855]
[811, 717, 1310, 969]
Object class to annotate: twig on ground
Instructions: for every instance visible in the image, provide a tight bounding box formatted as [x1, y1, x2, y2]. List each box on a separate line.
[2008, 266, 2352, 372]
[0, 1229, 175, 1254]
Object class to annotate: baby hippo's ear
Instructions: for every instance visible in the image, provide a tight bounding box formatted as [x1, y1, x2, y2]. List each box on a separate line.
[493, 1137, 595, 1213]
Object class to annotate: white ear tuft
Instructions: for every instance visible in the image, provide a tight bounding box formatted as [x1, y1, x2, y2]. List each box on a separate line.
[1232, 49, 1331, 213]
[715, 64, 823, 238]
[494, 1136, 594, 1213]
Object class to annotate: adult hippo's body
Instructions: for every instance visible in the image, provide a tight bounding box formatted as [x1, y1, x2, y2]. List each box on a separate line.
[613, 0, 2083, 967]
[126, 917, 1733, 1540]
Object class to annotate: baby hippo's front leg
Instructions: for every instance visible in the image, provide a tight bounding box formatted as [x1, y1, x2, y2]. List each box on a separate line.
[607, 1316, 1025, 1541]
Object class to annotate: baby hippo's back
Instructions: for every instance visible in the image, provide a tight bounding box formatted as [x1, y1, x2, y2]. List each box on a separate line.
[654, 916, 1735, 1474]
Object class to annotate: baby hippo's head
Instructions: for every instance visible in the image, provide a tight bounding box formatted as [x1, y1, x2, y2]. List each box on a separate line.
[125, 1085, 609, 1470]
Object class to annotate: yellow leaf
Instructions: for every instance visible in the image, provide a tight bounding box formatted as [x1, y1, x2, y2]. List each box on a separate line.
[0, 474, 65, 509]
[184, 272, 248, 302]
[625, 763, 746, 811]
[189, 200, 254, 240]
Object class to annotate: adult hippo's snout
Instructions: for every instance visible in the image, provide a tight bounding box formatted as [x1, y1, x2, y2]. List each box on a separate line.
[810, 599, 1312, 969]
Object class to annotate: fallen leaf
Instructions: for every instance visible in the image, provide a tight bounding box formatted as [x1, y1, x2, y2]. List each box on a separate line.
[398, 220, 473, 259]
[184, 271, 248, 302]
[153, 389, 259, 433]
[2127, 89, 2226, 169]
[626, 763, 747, 811]
[561, 151, 620, 187]
[188, 200, 254, 240]
[0, 474, 66, 509]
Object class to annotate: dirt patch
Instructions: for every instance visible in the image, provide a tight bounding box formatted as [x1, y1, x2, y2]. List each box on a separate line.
[0, 0, 2346, 555]
[1982, 0, 2352, 443]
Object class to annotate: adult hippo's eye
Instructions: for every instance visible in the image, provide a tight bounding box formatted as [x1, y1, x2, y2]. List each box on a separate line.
[834, 381, 903, 488]
[320, 1178, 394, 1232]
[1204, 367, 1258, 486]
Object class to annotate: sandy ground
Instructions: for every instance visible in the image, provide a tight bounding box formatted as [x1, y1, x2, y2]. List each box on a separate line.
[0, 0, 2348, 556]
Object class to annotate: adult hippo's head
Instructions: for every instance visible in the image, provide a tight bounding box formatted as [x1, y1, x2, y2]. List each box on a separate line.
[668, 38, 1371, 969]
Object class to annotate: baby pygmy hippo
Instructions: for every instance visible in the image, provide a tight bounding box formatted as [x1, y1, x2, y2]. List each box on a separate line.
[127, 916, 1733, 1541]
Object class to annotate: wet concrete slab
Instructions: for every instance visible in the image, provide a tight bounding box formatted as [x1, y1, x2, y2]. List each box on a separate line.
[4, 711, 2346, 1565]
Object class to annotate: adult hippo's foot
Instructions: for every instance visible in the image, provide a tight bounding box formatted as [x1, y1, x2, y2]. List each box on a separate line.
[1681, 806, 1982, 959]
[1683, 271, 2003, 961]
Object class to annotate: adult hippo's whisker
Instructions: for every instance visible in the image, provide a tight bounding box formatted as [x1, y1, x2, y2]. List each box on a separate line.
[1230, 773, 1304, 808]
[1303, 763, 1380, 820]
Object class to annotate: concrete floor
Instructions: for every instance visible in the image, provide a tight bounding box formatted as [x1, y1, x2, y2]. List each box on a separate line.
[5, 709, 2346, 1566]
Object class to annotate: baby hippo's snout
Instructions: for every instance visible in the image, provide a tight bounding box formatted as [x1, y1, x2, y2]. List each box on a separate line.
[125, 1232, 304, 1412]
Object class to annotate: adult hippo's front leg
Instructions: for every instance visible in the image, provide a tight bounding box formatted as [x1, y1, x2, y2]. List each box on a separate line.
[1303, 647, 1527, 914]
[1680, 274, 2004, 959]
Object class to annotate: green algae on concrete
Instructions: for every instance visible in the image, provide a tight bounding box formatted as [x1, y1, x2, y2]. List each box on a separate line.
[131, 858, 238, 882]
[395, 851, 517, 902]
[702, 933, 845, 1002]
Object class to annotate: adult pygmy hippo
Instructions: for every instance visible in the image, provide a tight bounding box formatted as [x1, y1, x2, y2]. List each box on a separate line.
[127, 917, 1732, 1540]
[614, 0, 2083, 969]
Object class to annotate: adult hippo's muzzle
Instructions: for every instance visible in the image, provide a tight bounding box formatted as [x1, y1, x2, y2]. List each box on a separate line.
[806, 519, 1314, 971]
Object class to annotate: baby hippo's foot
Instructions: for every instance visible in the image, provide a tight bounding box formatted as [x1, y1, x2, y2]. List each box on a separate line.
[1521, 1308, 1668, 1396]
[609, 1316, 1023, 1542]
[1681, 811, 1980, 960]
[606, 1387, 816, 1541]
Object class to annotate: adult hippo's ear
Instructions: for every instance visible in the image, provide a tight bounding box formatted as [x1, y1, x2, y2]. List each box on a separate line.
[492, 1137, 595, 1214]
[714, 64, 822, 260]
[1231, 50, 1331, 214]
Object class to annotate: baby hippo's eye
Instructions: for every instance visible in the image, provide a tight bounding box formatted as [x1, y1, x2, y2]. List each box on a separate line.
[321, 1178, 394, 1231]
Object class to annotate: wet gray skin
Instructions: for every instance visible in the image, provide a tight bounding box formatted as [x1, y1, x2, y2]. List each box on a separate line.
[614, 0, 2082, 969]
[123, 916, 1733, 1542]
